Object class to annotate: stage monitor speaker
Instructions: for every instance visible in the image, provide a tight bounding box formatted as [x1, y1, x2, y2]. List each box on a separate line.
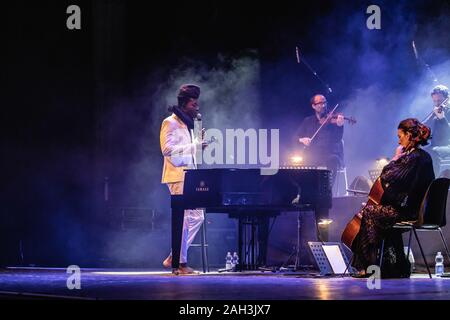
[349, 175, 372, 194]
[308, 242, 352, 275]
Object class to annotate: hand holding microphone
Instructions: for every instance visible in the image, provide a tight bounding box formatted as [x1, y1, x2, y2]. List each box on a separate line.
[201, 128, 208, 150]
[194, 113, 216, 149]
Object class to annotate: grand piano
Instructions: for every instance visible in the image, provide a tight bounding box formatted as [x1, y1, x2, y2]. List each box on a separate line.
[171, 168, 332, 270]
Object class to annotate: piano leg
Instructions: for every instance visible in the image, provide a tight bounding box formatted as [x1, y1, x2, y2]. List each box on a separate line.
[238, 215, 243, 272]
[171, 196, 184, 270]
[251, 217, 256, 270]
[237, 215, 271, 271]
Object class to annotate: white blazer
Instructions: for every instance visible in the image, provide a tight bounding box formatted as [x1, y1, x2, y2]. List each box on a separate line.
[160, 113, 198, 183]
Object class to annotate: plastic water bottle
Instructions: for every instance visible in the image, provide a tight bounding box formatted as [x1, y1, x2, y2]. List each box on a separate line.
[435, 252, 444, 277]
[225, 252, 233, 270]
[232, 252, 239, 271]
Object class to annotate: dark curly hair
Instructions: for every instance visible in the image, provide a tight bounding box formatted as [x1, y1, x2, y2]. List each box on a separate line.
[398, 118, 432, 147]
[177, 84, 200, 108]
[430, 85, 449, 99]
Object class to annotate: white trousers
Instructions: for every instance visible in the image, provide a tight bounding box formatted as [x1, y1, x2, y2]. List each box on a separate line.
[167, 182, 205, 264]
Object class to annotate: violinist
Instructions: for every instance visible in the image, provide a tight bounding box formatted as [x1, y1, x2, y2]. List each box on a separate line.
[350, 118, 434, 278]
[297, 94, 345, 187]
[425, 85, 450, 175]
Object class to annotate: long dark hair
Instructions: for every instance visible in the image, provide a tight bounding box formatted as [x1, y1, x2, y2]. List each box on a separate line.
[398, 118, 431, 147]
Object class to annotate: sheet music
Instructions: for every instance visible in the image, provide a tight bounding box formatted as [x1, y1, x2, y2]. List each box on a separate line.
[323, 245, 347, 274]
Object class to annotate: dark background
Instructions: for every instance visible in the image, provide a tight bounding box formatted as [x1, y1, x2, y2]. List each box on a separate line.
[2, 0, 449, 267]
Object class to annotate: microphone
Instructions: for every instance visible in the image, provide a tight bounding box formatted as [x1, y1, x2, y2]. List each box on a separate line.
[412, 41, 419, 60]
[196, 112, 202, 121]
[295, 45, 333, 94]
[412, 40, 438, 83]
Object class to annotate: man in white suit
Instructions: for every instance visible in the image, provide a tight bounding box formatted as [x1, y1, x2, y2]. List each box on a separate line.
[160, 84, 206, 274]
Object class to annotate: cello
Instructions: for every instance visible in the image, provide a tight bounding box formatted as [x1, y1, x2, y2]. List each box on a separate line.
[341, 177, 384, 249]
[341, 124, 430, 249]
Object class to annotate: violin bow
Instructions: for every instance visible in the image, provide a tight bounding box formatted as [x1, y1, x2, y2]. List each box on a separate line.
[310, 103, 339, 142]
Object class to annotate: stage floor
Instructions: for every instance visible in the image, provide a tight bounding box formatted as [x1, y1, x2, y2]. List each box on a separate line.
[0, 267, 449, 300]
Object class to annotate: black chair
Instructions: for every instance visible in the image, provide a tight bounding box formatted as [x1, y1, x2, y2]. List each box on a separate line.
[379, 178, 450, 278]
[434, 147, 450, 175]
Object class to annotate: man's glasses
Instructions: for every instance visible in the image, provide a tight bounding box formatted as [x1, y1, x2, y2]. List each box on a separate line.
[313, 101, 327, 106]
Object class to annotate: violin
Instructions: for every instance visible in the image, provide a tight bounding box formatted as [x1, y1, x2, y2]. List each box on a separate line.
[305, 104, 356, 144]
[436, 98, 450, 113]
[318, 112, 357, 125]
[422, 97, 449, 124]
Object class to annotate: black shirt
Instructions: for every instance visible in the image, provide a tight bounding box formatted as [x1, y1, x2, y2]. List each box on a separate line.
[297, 114, 344, 165]
[431, 110, 450, 147]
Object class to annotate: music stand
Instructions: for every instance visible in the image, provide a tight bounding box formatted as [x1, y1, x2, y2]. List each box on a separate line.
[279, 210, 314, 271]
[308, 242, 352, 275]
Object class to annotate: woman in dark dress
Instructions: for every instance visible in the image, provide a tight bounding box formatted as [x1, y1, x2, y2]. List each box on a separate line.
[351, 118, 435, 278]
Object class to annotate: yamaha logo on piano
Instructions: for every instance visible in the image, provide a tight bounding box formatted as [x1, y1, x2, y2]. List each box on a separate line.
[195, 180, 209, 192]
